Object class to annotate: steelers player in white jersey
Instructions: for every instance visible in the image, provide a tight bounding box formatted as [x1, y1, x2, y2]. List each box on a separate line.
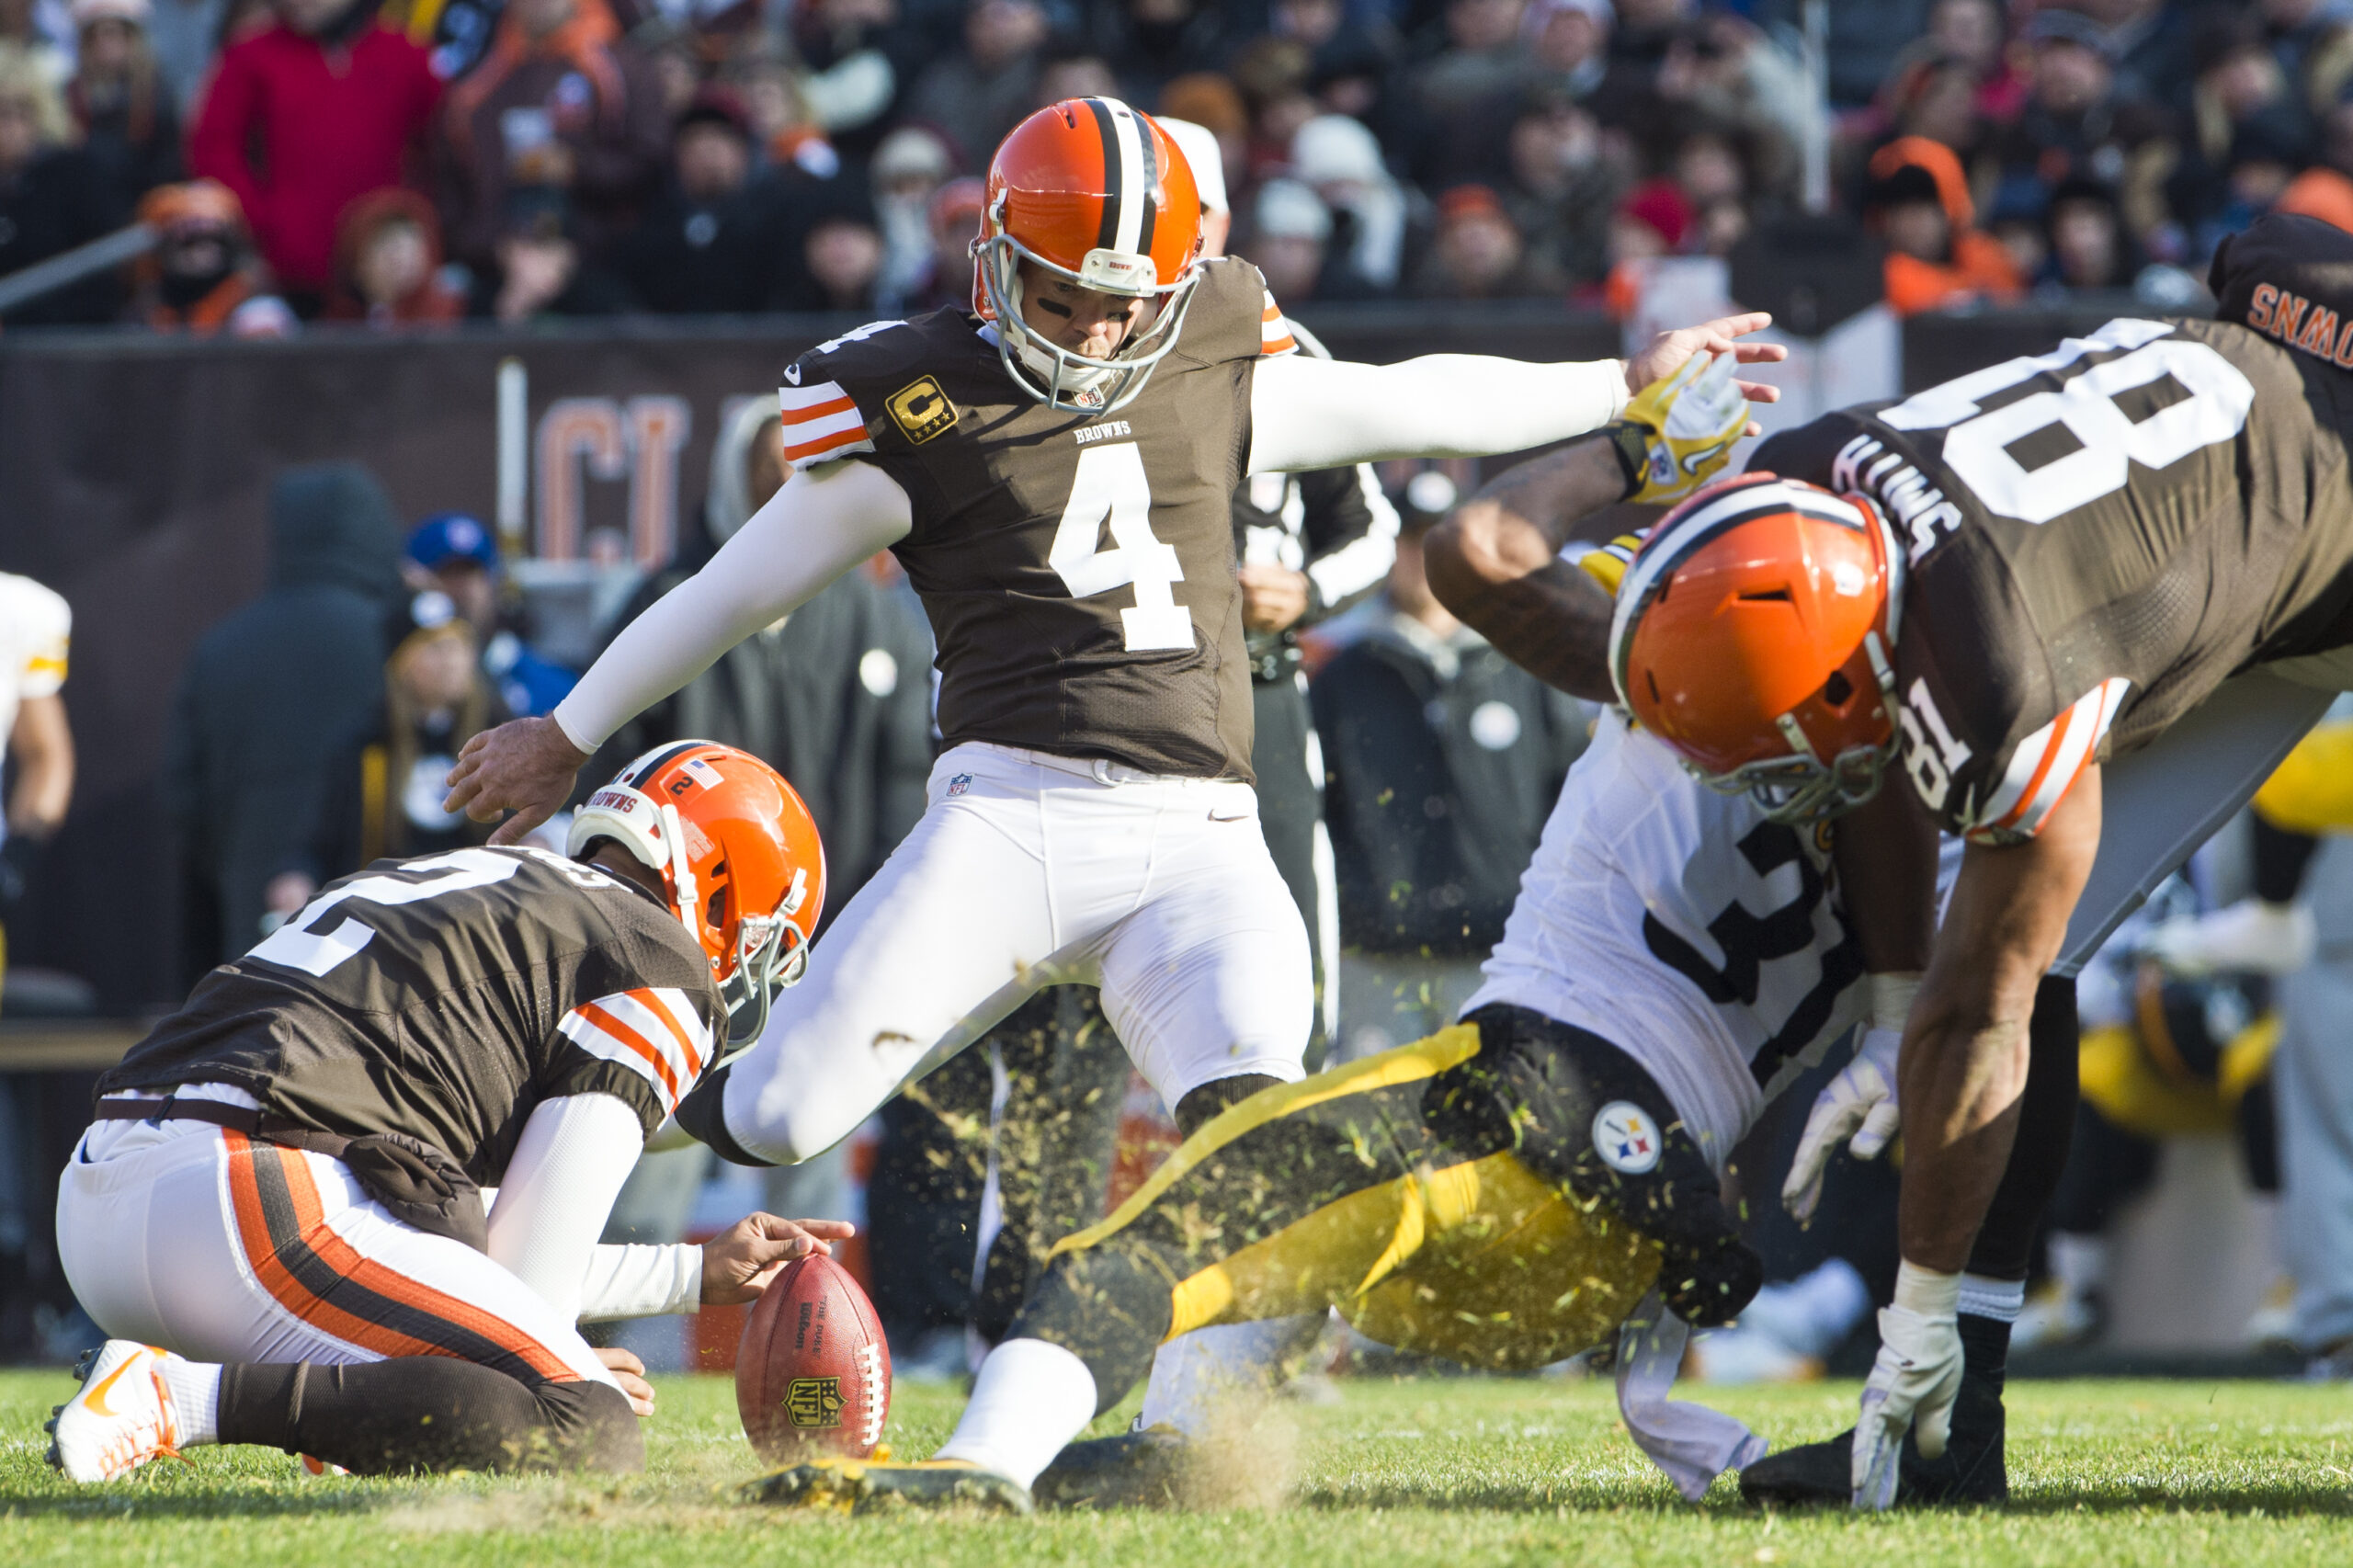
[443, 97, 1786, 1178]
[743, 653, 1944, 1511]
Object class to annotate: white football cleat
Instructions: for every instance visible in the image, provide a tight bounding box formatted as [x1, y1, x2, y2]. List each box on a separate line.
[47, 1340, 184, 1483]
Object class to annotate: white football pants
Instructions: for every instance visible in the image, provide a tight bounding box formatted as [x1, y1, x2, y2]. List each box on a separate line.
[722, 742, 1313, 1165]
[58, 1094, 610, 1387]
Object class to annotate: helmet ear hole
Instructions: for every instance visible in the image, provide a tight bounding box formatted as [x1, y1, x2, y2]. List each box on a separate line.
[1823, 669, 1855, 708]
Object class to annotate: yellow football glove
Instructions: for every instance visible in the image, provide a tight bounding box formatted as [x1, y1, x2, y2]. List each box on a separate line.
[1611, 349, 1749, 506]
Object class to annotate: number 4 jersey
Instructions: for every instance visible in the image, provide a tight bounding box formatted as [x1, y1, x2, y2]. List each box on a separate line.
[1752, 315, 2353, 843]
[96, 847, 725, 1184]
[1466, 710, 1871, 1169]
[777, 256, 1293, 782]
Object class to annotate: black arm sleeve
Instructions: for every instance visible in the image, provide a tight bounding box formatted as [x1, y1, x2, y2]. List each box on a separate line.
[1294, 464, 1400, 625]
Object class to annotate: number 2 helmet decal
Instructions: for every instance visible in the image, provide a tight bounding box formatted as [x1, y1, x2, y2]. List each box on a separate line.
[570, 743, 826, 1045]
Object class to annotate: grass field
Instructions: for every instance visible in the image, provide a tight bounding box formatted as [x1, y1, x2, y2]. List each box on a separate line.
[4, 1368, 2350, 1566]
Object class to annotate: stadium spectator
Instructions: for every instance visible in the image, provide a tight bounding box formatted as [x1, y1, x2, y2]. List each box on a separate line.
[1984, 9, 2173, 243]
[323, 186, 464, 326]
[186, 0, 441, 314]
[0, 0, 71, 85]
[1292, 111, 1406, 295]
[437, 0, 668, 272]
[1921, 0, 2027, 121]
[1411, 0, 1534, 123]
[1597, 174, 1690, 314]
[1241, 176, 1331, 304]
[1865, 135, 2023, 315]
[799, 210, 884, 311]
[127, 177, 295, 335]
[2043, 175, 2142, 292]
[471, 189, 629, 323]
[1156, 71, 1248, 199]
[66, 0, 180, 216]
[1413, 183, 1551, 299]
[1094, 0, 1232, 108]
[1033, 44, 1118, 109]
[0, 49, 121, 327]
[611, 89, 782, 314]
[784, 0, 930, 158]
[904, 0, 1048, 169]
[1495, 90, 1620, 289]
[726, 39, 842, 179]
[889, 173, 983, 314]
[1312, 507, 1589, 1062]
[146, 0, 227, 116]
[870, 122, 954, 313]
[265, 588, 506, 915]
[165, 462, 404, 979]
[404, 512, 576, 720]
[1654, 9, 1814, 201]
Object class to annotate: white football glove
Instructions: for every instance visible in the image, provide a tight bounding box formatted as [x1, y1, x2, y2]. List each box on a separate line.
[1850, 1264, 1963, 1511]
[1781, 1026, 1903, 1222]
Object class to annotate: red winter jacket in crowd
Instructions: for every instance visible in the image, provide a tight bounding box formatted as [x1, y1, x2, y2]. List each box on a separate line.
[187, 17, 442, 296]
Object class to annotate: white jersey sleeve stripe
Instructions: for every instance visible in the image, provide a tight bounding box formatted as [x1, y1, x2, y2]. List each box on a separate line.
[779, 379, 858, 414]
[558, 986, 713, 1113]
[1972, 677, 2131, 842]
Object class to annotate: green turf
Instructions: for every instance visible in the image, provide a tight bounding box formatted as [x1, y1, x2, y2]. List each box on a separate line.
[4, 1367, 2350, 1566]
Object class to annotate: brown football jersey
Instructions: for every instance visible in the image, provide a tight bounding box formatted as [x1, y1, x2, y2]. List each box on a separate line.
[776, 256, 1294, 781]
[1753, 315, 2353, 842]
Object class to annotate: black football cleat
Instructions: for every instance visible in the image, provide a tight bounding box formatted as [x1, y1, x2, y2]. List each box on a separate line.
[1031, 1426, 1191, 1511]
[1739, 1363, 2007, 1507]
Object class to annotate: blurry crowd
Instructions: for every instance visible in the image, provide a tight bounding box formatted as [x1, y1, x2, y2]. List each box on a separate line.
[10, 0, 2353, 332]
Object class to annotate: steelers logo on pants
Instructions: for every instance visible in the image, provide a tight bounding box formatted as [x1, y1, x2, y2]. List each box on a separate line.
[1592, 1100, 1662, 1174]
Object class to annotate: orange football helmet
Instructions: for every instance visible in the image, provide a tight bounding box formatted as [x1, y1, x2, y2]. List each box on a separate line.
[568, 742, 826, 1043]
[1609, 472, 1908, 823]
[973, 97, 1204, 413]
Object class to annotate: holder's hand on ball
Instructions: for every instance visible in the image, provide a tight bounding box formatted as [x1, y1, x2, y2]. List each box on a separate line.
[598, 1347, 656, 1416]
[702, 1213, 858, 1306]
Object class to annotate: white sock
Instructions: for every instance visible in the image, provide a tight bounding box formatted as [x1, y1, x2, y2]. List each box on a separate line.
[156, 1355, 222, 1446]
[934, 1337, 1098, 1488]
[1957, 1273, 2027, 1324]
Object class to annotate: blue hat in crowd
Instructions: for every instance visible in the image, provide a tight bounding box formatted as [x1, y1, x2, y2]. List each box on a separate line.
[408, 512, 500, 572]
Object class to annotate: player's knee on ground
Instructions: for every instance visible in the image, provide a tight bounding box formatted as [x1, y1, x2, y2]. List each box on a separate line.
[219, 1358, 644, 1475]
[1006, 1242, 1176, 1416]
[1438, 1005, 1759, 1325]
[1172, 1074, 1285, 1137]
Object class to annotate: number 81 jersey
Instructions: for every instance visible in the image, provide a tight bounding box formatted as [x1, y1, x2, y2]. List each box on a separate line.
[1751, 315, 2353, 843]
[778, 256, 1293, 782]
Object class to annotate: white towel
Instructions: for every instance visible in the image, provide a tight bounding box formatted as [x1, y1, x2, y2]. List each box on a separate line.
[1614, 1290, 1770, 1502]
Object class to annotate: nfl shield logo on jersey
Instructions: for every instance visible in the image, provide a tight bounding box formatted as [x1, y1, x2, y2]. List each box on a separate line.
[945, 773, 972, 798]
[1593, 1101, 1662, 1175]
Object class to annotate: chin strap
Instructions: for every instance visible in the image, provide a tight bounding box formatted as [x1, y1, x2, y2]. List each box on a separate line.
[658, 803, 700, 949]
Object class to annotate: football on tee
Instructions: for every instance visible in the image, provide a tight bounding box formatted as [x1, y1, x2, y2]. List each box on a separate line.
[736, 1252, 892, 1463]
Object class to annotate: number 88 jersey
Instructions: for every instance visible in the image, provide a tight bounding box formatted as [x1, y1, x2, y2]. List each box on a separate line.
[1751, 315, 2353, 843]
[777, 256, 1295, 784]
